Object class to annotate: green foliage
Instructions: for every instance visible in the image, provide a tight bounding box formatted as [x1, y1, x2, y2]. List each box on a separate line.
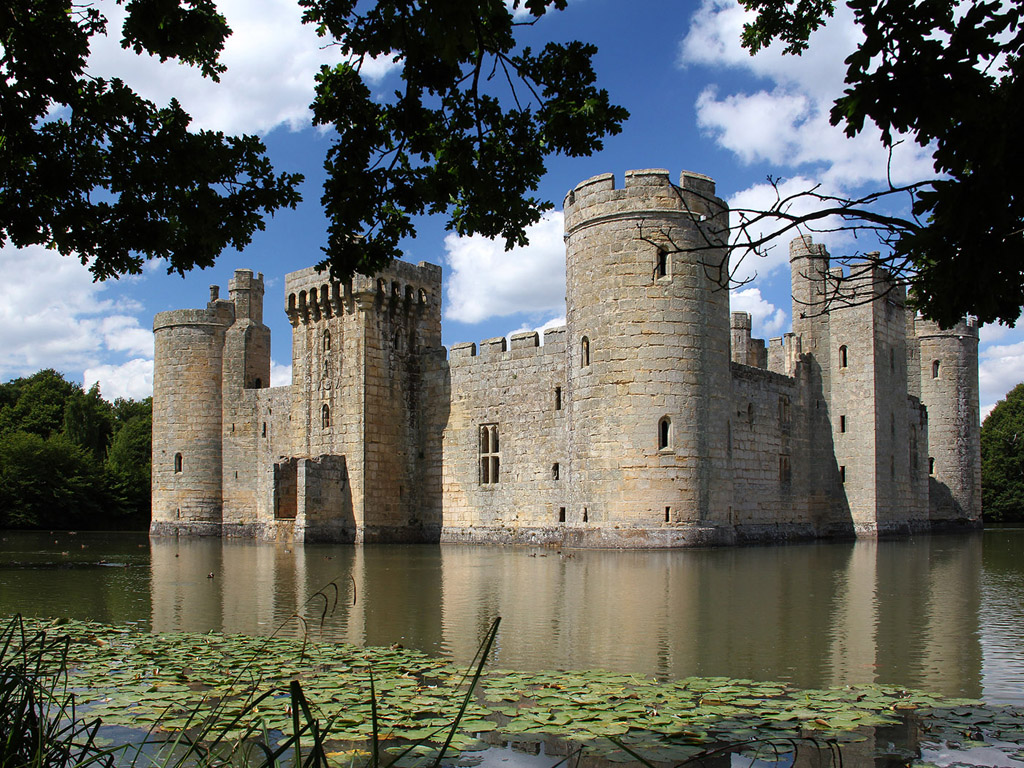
[2, 1, 624, 283]
[0, 371, 151, 529]
[13, 615, 1024, 766]
[981, 382, 1024, 521]
[739, 0, 1024, 327]
[0, 0, 303, 280]
[0, 431, 107, 529]
[303, 0, 627, 279]
[0, 370, 79, 439]
[63, 385, 114, 463]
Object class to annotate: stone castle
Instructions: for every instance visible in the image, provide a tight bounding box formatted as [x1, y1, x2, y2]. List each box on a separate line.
[151, 169, 982, 546]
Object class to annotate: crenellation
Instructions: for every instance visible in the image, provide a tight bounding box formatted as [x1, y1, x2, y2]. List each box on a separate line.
[153, 169, 982, 546]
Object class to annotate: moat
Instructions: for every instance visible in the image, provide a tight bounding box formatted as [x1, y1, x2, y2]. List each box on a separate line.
[2, 527, 1023, 706]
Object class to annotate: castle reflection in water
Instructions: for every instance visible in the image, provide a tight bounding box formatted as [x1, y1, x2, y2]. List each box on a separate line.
[148, 534, 988, 701]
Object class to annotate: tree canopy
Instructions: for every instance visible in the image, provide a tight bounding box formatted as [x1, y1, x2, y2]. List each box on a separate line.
[4, 1, 1020, 328]
[0, 370, 151, 529]
[982, 382, 1024, 521]
[0, 1, 304, 279]
[738, 0, 1024, 327]
[1, 0, 625, 281]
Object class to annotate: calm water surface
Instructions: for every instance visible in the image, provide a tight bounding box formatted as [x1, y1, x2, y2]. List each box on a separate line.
[2, 528, 1023, 706]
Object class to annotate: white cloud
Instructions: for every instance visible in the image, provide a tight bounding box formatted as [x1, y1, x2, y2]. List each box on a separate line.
[0, 244, 154, 391]
[443, 212, 566, 324]
[83, 359, 154, 401]
[271, 360, 293, 387]
[87, 0, 400, 135]
[726, 175, 850, 284]
[979, 338, 1024, 418]
[980, 322, 1014, 345]
[730, 287, 787, 338]
[506, 315, 567, 343]
[681, 0, 934, 193]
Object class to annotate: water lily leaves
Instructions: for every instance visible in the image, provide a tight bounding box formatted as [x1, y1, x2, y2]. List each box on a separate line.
[11, 615, 1024, 768]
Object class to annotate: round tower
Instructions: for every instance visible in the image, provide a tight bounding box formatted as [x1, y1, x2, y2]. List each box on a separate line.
[150, 288, 233, 535]
[563, 169, 734, 540]
[915, 317, 982, 524]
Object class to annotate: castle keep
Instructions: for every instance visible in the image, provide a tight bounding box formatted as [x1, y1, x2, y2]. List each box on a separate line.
[151, 169, 982, 546]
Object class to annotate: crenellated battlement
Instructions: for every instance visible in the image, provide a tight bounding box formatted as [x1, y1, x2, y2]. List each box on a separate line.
[563, 169, 726, 236]
[153, 302, 234, 333]
[284, 260, 442, 326]
[446, 326, 567, 368]
[914, 316, 980, 340]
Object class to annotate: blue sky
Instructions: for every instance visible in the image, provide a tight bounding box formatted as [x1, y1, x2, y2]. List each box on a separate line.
[1, 0, 1021, 417]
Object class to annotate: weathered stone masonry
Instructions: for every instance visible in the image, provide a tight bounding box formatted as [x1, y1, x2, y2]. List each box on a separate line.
[151, 169, 982, 546]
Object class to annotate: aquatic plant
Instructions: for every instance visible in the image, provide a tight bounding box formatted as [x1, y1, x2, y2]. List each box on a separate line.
[7, 610, 1024, 768]
[0, 610, 500, 768]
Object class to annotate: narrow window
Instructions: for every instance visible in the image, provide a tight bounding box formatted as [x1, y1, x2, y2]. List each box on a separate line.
[839, 415, 847, 433]
[581, 336, 590, 368]
[554, 386, 562, 411]
[479, 424, 500, 484]
[778, 395, 791, 425]
[655, 248, 668, 279]
[173, 453, 183, 474]
[839, 465, 846, 483]
[582, 508, 589, 523]
[558, 507, 566, 523]
[254, 378, 262, 389]
[747, 403, 754, 425]
[658, 416, 672, 450]
[929, 457, 935, 475]
[839, 345, 848, 368]
[664, 506, 671, 523]
[322, 405, 330, 429]
[323, 357, 330, 379]
[552, 463, 560, 481]
[932, 359, 940, 379]
[323, 328, 331, 352]
[779, 455, 791, 484]
[262, 422, 267, 437]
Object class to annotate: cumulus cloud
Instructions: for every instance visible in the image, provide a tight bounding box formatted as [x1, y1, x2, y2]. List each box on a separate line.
[271, 360, 293, 387]
[730, 288, 787, 338]
[979, 336, 1024, 418]
[506, 315, 567, 344]
[681, 0, 934, 205]
[84, 359, 154, 401]
[0, 244, 154, 391]
[87, 0, 400, 135]
[726, 175, 851, 284]
[443, 212, 566, 324]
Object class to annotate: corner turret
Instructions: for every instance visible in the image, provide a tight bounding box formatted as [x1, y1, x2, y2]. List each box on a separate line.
[914, 317, 982, 524]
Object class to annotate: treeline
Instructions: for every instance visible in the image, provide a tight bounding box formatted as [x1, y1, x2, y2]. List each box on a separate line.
[982, 382, 1024, 522]
[0, 370, 150, 530]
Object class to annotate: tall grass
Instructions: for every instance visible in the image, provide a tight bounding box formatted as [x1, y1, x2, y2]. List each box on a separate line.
[0, 611, 500, 768]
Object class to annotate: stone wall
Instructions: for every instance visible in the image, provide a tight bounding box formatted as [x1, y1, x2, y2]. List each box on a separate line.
[437, 328, 568, 543]
[152, 169, 983, 547]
